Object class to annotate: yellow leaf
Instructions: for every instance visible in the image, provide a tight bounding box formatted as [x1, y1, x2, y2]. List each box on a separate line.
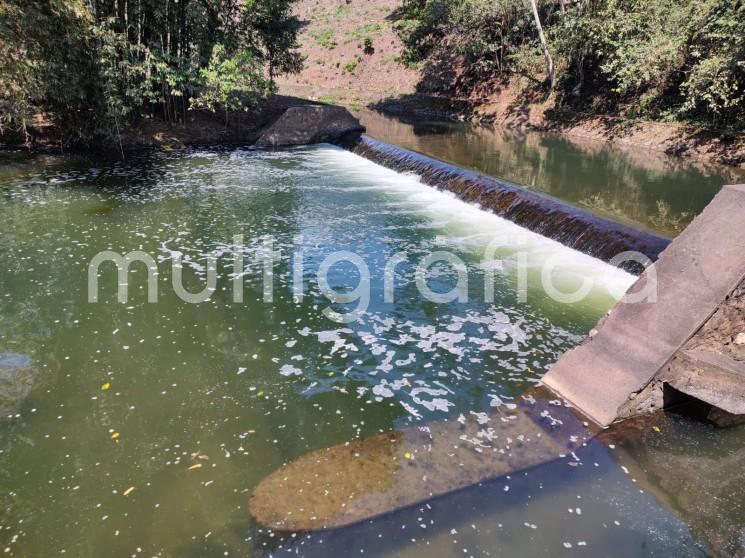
[101, 383, 111, 391]
[110, 432, 120, 440]
[652, 426, 661, 433]
[123, 486, 135, 496]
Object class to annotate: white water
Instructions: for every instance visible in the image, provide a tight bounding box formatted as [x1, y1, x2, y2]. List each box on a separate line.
[309, 145, 637, 303]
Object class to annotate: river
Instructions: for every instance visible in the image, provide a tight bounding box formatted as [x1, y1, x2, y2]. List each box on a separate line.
[0, 135, 740, 556]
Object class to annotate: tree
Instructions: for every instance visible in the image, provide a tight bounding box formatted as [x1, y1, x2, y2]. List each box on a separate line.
[243, 0, 304, 87]
[190, 44, 270, 125]
[0, 0, 303, 147]
[528, 0, 555, 90]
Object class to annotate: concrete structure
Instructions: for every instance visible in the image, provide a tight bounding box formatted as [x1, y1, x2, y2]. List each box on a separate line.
[250, 392, 590, 531]
[351, 135, 670, 271]
[542, 184, 745, 428]
[255, 105, 364, 148]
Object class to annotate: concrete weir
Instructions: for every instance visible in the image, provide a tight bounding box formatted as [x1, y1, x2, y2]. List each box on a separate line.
[254, 104, 669, 272]
[542, 183, 745, 427]
[349, 135, 670, 272]
[249, 107, 745, 536]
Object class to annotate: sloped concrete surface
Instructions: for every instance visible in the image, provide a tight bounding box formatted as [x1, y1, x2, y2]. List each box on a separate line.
[667, 350, 745, 416]
[541, 184, 745, 427]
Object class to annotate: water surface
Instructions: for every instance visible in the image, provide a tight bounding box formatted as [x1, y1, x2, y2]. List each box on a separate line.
[0, 145, 721, 557]
[356, 109, 745, 237]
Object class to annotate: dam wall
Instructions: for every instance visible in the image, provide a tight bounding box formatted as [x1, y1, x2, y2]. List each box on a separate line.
[542, 184, 745, 427]
[349, 135, 670, 272]
[255, 105, 669, 273]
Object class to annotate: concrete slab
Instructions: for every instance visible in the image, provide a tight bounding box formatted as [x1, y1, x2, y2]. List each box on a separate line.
[541, 184, 745, 427]
[255, 105, 364, 148]
[666, 350, 745, 415]
[250, 393, 591, 531]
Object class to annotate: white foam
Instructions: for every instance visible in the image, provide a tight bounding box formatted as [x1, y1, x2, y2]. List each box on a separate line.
[309, 145, 636, 302]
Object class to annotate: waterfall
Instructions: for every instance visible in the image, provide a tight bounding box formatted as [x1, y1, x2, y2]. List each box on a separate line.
[348, 135, 671, 274]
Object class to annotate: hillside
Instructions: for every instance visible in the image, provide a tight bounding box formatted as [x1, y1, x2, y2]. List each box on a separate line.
[276, 0, 421, 105]
[280, 0, 745, 168]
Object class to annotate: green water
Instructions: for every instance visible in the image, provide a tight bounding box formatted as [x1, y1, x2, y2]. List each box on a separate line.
[356, 109, 745, 237]
[0, 145, 718, 557]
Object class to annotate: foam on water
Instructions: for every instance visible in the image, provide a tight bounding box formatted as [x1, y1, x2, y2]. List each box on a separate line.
[309, 144, 637, 301]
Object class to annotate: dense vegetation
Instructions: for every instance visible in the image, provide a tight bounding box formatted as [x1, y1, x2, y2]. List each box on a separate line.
[0, 0, 302, 147]
[395, 0, 745, 129]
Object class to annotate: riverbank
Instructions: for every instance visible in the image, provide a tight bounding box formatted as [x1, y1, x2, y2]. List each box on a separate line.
[276, 0, 744, 170]
[372, 91, 745, 170]
[276, 83, 745, 170]
[0, 96, 318, 155]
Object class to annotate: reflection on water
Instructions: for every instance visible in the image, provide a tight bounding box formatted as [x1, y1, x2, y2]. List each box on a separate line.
[356, 109, 745, 237]
[0, 145, 734, 557]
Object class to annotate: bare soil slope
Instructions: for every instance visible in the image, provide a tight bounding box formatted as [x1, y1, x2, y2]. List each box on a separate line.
[282, 0, 744, 168]
[277, 0, 420, 104]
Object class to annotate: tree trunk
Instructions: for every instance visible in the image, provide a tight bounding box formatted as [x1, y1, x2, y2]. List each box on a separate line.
[529, 0, 555, 90]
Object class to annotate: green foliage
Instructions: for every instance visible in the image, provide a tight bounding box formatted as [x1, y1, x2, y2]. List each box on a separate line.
[244, 0, 304, 83]
[190, 44, 270, 123]
[0, 0, 303, 147]
[679, 0, 745, 125]
[396, 0, 538, 81]
[344, 60, 358, 74]
[312, 28, 338, 49]
[318, 94, 337, 104]
[393, 0, 745, 129]
[347, 23, 383, 40]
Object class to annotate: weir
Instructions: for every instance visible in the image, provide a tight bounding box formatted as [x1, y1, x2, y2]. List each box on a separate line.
[348, 135, 670, 272]
[249, 108, 744, 547]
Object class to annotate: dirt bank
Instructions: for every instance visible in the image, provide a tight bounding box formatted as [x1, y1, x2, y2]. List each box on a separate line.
[279, 0, 744, 169]
[0, 96, 318, 155]
[366, 91, 745, 170]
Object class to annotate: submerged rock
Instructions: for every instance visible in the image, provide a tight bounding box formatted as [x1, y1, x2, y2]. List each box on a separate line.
[249, 392, 591, 531]
[0, 352, 37, 416]
[254, 105, 365, 148]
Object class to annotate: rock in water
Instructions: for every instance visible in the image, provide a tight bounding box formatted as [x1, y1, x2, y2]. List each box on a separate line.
[0, 353, 36, 417]
[249, 394, 592, 531]
[254, 105, 364, 148]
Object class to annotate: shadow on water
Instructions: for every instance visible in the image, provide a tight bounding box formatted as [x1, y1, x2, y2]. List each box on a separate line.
[250, 402, 744, 557]
[250, 392, 711, 557]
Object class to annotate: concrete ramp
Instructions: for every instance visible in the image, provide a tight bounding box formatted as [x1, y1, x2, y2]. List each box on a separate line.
[542, 184, 745, 428]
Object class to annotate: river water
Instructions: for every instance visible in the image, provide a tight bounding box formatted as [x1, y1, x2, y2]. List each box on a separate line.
[0, 139, 739, 557]
[355, 109, 744, 238]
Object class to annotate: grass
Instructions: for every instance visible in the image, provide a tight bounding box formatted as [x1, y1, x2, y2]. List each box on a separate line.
[312, 28, 337, 49]
[318, 94, 337, 105]
[346, 23, 383, 40]
[343, 60, 358, 74]
[308, 4, 351, 22]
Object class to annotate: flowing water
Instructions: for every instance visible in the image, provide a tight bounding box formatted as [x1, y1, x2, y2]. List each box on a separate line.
[356, 109, 745, 238]
[0, 144, 735, 557]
